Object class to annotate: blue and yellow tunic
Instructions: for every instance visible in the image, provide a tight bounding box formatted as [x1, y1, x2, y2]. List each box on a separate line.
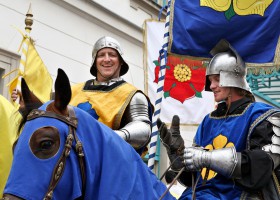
[70, 80, 138, 130]
[180, 99, 278, 200]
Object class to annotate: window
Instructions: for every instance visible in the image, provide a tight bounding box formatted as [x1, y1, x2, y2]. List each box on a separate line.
[152, 0, 167, 7]
[0, 48, 20, 99]
[130, 0, 167, 19]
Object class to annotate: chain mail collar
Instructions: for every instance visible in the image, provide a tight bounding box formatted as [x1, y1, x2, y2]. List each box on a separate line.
[93, 77, 123, 86]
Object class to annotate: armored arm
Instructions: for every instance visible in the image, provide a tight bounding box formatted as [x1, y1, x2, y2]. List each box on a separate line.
[184, 146, 241, 178]
[182, 111, 280, 179]
[262, 112, 280, 169]
[114, 92, 151, 150]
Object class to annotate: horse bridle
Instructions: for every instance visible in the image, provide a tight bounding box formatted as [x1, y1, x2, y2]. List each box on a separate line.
[27, 106, 86, 200]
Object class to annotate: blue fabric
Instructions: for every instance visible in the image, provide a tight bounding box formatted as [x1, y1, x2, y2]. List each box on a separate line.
[5, 101, 175, 200]
[77, 101, 99, 120]
[169, 0, 280, 63]
[179, 102, 274, 199]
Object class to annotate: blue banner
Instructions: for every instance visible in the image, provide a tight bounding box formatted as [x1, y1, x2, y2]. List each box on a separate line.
[168, 0, 280, 65]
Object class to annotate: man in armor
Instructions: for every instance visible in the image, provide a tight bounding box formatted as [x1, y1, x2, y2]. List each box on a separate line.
[70, 36, 153, 155]
[12, 36, 153, 156]
[158, 39, 280, 199]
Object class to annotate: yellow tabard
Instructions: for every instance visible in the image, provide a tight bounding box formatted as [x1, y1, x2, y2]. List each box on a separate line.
[70, 81, 138, 130]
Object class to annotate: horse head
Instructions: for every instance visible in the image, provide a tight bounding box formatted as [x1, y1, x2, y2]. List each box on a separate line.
[4, 69, 173, 200]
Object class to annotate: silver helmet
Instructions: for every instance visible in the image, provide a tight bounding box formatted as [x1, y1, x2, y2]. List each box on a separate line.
[90, 36, 129, 77]
[205, 39, 251, 93]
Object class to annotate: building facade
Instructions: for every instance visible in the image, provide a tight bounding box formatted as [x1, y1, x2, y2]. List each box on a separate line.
[0, 0, 167, 97]
[0, 0, 174, 176]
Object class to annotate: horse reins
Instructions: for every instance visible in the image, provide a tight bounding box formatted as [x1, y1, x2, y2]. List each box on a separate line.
[27, 107, 86, 200]
[158, 155, 204, 200]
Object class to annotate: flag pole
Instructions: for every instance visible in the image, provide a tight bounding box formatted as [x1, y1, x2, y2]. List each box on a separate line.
[15, 4, 33, 104]
[148, 0, 171, 171]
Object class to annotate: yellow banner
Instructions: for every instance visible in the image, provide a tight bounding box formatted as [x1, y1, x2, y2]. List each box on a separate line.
[0, 95, 19, 197]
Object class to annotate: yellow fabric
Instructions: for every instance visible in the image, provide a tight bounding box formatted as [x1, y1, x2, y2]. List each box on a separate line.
[24, 39, 53, 102]
[0, 95, 21, 197]
[70, 82, 137, 129]
[166, 184, 186, 199]
[6, 76, 21, 108]
[170, 191, 180, 199]
[7, 33, 53, 103]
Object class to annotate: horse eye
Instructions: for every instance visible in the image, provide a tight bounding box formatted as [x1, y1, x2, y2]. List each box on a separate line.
[30, 126, 60, 159]
[40, 140, 54, 150]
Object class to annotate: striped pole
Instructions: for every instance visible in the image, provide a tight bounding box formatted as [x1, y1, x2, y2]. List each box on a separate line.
[148, 0, 171, 171]
[15, 4, 33, 104]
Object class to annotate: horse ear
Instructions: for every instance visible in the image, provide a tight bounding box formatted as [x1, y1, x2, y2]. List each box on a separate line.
[54, 68, 72, 112]
[21, 78, 43, 107]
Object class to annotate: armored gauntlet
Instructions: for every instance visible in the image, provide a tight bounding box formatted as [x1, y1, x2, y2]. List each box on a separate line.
[184, 146, 239, 178]
[157, 115, 185, 171]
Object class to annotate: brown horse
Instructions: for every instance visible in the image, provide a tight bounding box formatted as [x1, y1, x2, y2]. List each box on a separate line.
[3, 69, 174, 200]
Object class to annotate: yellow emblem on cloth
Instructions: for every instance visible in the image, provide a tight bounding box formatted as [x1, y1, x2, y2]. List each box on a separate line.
[201, 0, 273, 16]
[202, 134, 234, 180]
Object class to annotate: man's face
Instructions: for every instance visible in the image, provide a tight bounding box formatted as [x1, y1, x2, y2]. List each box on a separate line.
[96, 47, 121, 82]
[208, 74, 231, 102]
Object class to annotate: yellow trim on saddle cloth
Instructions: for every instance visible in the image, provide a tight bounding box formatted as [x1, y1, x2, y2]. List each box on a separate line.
[70, 82, 138, 130]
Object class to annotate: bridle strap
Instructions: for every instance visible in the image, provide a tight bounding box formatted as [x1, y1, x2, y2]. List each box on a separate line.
[159, 156, 200, 200]
[27, 109, 78, 128]
[27, 107, 86, 200]
[44, 129, 74, 200]
[69, 107, 86, 198]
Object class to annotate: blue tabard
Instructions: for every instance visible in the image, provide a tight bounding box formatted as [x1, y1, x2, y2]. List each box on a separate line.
[180, 102, 274, 200]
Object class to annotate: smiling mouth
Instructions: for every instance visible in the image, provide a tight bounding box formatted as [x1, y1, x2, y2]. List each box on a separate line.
[213, 91, 220, 97]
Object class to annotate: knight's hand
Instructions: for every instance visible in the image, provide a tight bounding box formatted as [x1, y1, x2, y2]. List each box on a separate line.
[157, 115, 183, 150]
[184, 146, 239, 178]
[11, 89, 24, 108]
[157, 115, 185, 171]
[184, 147, 210, 172]
[11, 89, 22, 102]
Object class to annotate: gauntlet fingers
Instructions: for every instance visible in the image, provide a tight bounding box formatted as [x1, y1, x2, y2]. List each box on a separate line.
[170, 115, 180, 134]
[184, 147, 205, 171]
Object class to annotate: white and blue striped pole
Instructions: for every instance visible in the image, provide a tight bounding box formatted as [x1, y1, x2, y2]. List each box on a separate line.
[148, 0, 171, 171]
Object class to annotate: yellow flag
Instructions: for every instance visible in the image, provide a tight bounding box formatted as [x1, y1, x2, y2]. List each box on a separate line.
[0, 95, 20, 197]
[23, 38, 53, 102]
[6, 32, 53, 103]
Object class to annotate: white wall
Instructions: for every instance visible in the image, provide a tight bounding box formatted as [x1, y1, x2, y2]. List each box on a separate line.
[0, 0, 174, 175]
[0, 0, 163, 91]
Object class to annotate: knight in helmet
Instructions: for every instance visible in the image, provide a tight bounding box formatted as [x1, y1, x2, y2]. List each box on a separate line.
[157, 39, 280, 199]
[11, 36, 153, 155]
[69, 36, 153, 155]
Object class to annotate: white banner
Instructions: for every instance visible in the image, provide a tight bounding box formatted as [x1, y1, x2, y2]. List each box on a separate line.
[144, 20, 215, 124]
